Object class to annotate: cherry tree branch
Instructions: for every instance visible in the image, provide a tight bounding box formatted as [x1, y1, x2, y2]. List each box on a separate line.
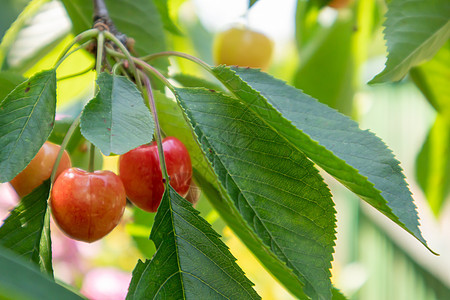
[92, 0, 130, 50]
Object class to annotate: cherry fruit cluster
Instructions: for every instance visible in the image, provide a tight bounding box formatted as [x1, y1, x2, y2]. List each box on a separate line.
[9, 137, 194, 243]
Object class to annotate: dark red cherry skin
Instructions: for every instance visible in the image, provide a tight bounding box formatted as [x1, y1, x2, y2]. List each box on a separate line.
[118, 137, 192, 212]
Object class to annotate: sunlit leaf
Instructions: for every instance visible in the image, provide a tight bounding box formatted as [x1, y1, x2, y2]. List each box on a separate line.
[0, 246, 84, 300]
[416, 115, 450, 216]
[295, 0, 322, 48]
[0, 180, 52, 276]
[0, 69, 56, 182]
[212, 66, 433, 253]
[176, 88, 336, 299]
[0, 0, 31, 41]
[127, 185, 260, 299]
[153, 0, 182, 35]
[370, 0, 450, 83]
[80, 72, 154, 156]
[410, 40, 450, 113]
[294, 16, 355, 115]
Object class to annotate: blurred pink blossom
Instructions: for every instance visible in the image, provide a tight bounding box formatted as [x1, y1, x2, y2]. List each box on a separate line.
[0, 183, 19, 224]
[81, 267, 131, 300]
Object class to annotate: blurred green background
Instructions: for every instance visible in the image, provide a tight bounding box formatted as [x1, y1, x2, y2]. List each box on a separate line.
[0, 0, 449, 299]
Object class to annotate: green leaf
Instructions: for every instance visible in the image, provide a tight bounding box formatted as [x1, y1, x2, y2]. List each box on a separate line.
[0, 246, 84, 300]
[194, 170, 346, 300]
[249, 0, 258, 9]
[0, 69, 56, 183]
[175, 88, 336, 299]
[155, 90, 215, 175]
[153, 0, 182, 35]
[61, 0, 168, 68]
[127, 185, 260, 299]
[0, 0, 31, 41]
[293, 15, 355, 115]
[332, 288, 348, 300]
[416, 115, 450, 216]
[410, 40, 450, 113]
[212, 66, 433, 253]
[80, 72, 154, 156]
[370, 0, 450, 83]
[0, 71, 25, 100]
[295, 0, 322, 48]
[0, 180, 52, 276]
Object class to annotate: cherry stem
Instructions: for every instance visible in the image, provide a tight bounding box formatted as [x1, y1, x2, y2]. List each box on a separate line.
[57, 61, 95, 81]
[55, 29, 99, 68]
[140, 51, 213, 75]
[105, 48, 176, 94]
[88, 144, 96, 172]
[50, 114, 81, 184]
[111, 61, 125, 75]
[84, 31, 105, 173]
[103, 31, 142, 91]
[140, 72, 170, 184]
[95, 31, 105, 76]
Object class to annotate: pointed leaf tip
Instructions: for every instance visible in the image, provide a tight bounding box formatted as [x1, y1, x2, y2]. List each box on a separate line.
[0, 69, 57, 182]
[212, 66, 434, 254]
[80, 73, 154, 156]
[127, 185, 260, 299]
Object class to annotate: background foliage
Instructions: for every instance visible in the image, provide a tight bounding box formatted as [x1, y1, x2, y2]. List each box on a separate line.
[0, 0, 449, 299]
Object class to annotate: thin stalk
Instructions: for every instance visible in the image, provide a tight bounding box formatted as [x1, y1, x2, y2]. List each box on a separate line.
[88, 144, 96, 172]
[103, 31, 142, 91]
[55, 39, 95, 69]
[85, 31, 105, 173]
[140, 51, 213, 74]
[57, 62, 95, 81]
[106, 48, 176, 94]
[95, 32, 105, 75]
[55, 29, 99, 67]
[111, 61, 125, 75]
[141, 72, 170, 183]
[138, 59, 176, 94]
[50, 114, 81, 183]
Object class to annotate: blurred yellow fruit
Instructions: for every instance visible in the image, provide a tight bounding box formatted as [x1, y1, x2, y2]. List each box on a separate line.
[213, 27, 274, 70]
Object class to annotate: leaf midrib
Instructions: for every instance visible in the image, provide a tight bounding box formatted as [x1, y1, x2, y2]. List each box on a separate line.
[170, 195, 257, 299]
[189, 101, 325, 297]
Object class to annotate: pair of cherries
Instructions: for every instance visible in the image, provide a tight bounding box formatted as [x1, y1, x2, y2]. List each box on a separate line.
[10, 137, 193, 243]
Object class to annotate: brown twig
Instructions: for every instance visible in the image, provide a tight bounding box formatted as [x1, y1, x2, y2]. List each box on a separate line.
[92, 0, 133, 52]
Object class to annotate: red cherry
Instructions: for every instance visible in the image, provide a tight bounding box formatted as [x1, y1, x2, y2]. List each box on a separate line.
[118, 137, 192, 212]
[10, 141, 71, 198]
[51, 168, 126, 243]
